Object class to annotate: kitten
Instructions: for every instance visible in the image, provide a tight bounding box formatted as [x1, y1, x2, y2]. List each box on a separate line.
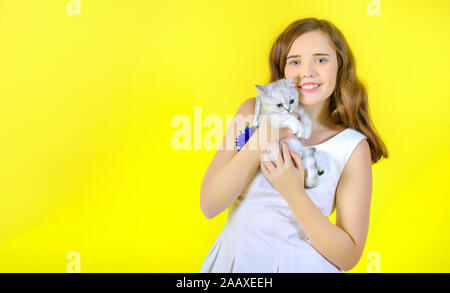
[253, 76, 326, 189]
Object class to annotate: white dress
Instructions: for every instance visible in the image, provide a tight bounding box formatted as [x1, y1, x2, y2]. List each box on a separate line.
[200, 128, 367, 273]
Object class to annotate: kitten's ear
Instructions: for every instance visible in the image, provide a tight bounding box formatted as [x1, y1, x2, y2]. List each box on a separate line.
[255, 85, 266, 95]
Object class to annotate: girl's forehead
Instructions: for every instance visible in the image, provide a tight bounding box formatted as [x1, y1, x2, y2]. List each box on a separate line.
[288, 31, 335, 56]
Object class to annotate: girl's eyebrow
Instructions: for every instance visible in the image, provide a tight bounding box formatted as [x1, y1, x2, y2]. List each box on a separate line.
[287, 53, 330, 60]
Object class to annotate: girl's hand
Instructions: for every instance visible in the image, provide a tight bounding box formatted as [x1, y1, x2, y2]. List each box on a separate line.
[260, 140, 306, 204]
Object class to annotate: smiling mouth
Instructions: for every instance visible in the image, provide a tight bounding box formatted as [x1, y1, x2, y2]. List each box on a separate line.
[302, 84, 320, 89]
[298, 83, 321, 88]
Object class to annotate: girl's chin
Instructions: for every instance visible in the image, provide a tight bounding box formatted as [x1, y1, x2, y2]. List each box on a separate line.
[299, 96, 323, 105]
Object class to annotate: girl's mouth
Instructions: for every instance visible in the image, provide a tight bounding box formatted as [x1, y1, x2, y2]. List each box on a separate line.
[299, 84, 321, 93]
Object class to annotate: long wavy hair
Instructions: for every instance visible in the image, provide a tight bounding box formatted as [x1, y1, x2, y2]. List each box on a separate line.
[268, 18, 388, 164]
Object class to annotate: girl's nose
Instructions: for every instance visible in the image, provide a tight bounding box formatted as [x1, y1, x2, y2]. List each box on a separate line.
[302, 69, 314, 77]
[299, 61, 316, 79]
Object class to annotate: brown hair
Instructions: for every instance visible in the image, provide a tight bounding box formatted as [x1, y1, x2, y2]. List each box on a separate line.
[268, 18, 388, 164]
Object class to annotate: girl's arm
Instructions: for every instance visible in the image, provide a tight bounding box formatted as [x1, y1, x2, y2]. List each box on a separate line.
[287, 139, 373, 271]
[200, 98, 286, 219]
[200, 97, 260, 219]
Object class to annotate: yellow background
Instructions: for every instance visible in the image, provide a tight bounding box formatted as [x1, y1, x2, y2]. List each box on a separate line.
[1, 0, 449, 272]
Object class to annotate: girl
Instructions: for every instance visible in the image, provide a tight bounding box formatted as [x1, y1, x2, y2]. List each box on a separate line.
[199, 18, 388, 273]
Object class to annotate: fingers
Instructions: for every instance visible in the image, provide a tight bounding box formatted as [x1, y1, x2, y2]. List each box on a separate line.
[260, 158, 270, 177]
[290, 150, 303, 169]
[261, 141, 296, 175]
[260, 151, 276, 174]
[272, 140, 284, 167]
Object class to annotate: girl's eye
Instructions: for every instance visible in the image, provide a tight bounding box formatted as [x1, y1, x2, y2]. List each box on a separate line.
[289, 100, 294, 104]
[288, 58, 327, 65]
[277, 103, 283, 107]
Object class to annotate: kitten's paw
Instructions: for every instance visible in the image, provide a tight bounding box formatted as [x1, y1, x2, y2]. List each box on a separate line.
[305, 174, 318, 189]
[304, 166, 320, 188]
[303, 127, 312, 139]
[296, 127, 309, 139]
[295, 128, 306, 139]
[303, 128, 312, 139]
[314, 150, 327, 176]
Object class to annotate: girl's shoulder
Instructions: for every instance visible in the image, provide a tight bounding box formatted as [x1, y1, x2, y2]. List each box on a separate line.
[236, 97, 256, 116]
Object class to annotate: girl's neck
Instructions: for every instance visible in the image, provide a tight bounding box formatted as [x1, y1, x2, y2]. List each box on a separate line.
[302, 98, 334, 132]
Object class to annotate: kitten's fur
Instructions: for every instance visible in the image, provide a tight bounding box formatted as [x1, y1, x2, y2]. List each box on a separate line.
[253, 77, 326, 189]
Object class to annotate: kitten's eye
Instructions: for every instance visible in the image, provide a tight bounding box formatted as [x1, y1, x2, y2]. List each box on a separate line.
[276, 103, 283, 108]
[289, 99, 294, 104]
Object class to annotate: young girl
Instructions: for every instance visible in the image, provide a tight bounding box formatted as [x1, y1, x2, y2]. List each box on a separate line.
[199, 18, 388, 273]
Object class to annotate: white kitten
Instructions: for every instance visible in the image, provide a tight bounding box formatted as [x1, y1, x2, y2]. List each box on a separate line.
[253, 77, 325, 189]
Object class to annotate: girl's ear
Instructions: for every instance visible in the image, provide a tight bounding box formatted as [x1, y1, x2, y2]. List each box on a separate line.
[255, 85, 266, 95]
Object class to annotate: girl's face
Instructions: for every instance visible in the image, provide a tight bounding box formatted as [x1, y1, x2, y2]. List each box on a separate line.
[284, 30, 339, 106]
